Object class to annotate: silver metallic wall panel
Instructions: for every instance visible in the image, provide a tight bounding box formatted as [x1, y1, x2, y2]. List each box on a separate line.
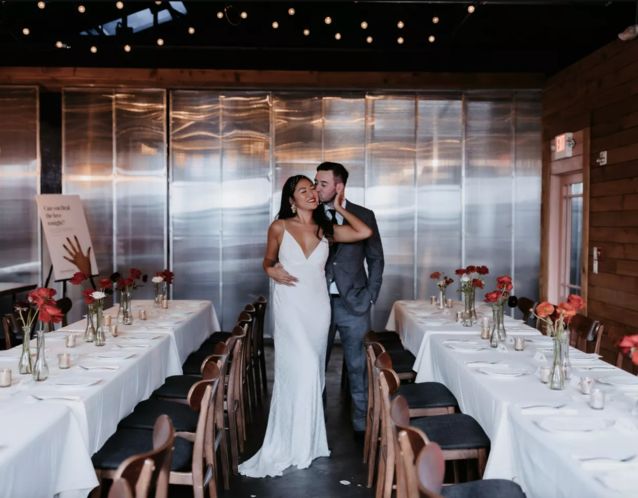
[0, 87, 40, 286]
[365, 96, 416, 329]
[464, 93, 514, 292]
[170, 91, 222, 317]
[416, 96, 463, 300]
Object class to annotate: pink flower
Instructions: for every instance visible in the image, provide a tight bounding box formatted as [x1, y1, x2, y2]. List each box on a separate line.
[536, 302, 554, 318]
[567, 294, 586, 310]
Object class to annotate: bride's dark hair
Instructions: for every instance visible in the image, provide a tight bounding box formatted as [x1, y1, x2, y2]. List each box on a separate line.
[277, 175, 333, 239]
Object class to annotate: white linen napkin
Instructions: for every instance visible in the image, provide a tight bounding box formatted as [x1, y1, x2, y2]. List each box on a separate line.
[519, 405, 578, 415]
[599, 470, 638, 492]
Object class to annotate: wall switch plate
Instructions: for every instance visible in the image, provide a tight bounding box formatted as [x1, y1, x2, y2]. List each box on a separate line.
[596, 151, 607, 166]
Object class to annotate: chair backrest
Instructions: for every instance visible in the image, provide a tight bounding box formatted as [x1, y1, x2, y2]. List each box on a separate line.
[252, 296, 268, 351]
[415, 442, 446, 498]
[107, 478, 134, 498]
[516, 297, 536, 324]
[200, 342, 229, 378]
[378, 369, 399, 496]
[609, 326, 638, 374]
[398, 430, 443, 498]
[239, 308, 254, 368]
[227, 338, 244, 413]
[113, 414, 176, 498]
[363, 330, 380, 347]
[569, 314, 603, 355]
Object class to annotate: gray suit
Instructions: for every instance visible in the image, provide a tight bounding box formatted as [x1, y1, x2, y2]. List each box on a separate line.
[325, 201, 384, 432]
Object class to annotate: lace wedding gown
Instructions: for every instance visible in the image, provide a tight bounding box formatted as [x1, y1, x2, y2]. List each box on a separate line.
[239, 226, 331, 478]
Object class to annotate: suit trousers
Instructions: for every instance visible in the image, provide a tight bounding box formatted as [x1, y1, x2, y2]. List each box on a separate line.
[326, 295, 370, 432]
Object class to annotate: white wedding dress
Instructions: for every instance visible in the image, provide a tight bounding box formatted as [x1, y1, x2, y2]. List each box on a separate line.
[239, 225, 331, 478]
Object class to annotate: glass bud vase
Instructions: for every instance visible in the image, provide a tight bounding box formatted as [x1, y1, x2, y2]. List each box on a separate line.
[498, 306, 507, 342]
[462, 294, 473, 327]
[33, 328, 49, 381]
[489, 305, 502, 347]
[162, 281, 168, 302]
[550, 335, 566, 390]
[122, 288, 133, 325]
[470, 287, 478, 324]
[117, 298, 123, 323]
[19, 325, 33, 374]
[153, 283, 162, 308]
[94, 304, 105, 346]
[437, 289, 446, 309]
[561, 333, 573, 380]
[84, 303, 96, 342]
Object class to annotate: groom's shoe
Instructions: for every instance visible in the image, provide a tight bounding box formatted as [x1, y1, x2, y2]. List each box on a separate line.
[353, 430, 366, 443]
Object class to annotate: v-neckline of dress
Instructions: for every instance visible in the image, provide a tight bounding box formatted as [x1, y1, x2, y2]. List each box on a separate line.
[284, 229, 324, 261]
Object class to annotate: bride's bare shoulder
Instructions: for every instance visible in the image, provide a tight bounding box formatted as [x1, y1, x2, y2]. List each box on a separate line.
[268, 219, 285, 235]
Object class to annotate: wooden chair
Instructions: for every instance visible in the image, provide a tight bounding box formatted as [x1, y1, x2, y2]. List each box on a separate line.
[56, 297, 73, 328]
[364, 331, 416, 381]
[93, 375, 221, 498]
[609, 326, 638, 375]
[242, 304, 260, 412]
[3, 313, 36, 349]
[107, 479, 134, 498]
[252, 296, 269, 393]
[227, 337, 247, 475]
[569, 314, 603, 355]
[516, 297, 536, 327]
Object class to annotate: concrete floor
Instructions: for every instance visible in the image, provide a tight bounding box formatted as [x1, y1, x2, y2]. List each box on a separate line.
[171, 343, 376, 498]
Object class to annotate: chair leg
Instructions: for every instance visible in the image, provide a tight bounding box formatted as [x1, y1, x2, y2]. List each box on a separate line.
[247, 365, 258, 413]
[259, 348, 268, 392]
[90, 470, 102, 498]
[217, 409, 230, 490]
[382, 451, 394, 498]
[228, 406, 240, 475]
[477, 448, 487, 478]
[375, 452, 386, 498]
[366, 416, 380, 488]
[240, 379, 248, 439]
[363, 409, 372, 464]
[253, 355, 263, 404]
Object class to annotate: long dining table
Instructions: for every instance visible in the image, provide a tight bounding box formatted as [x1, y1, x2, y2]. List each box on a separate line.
[0, 299, 220, 498]
[386, 300, 638, 498]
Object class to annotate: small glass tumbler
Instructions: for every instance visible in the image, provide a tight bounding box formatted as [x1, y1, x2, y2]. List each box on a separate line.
[58, 353, 71, 370]
[66, 334, 77, 348]
[430, 296, 437, 305]
[139, 309, 147, 320]
[0, 368, 11, 387]
[514, 337, 525, 351]
[111, 324, 119, 337]
[590, 389, 605, 410]
[456, 311, 463, 323]
[539, 366, 552, 384]
[580, 377, 595, 394]
[103, 315, 112, 326]
[161, 299, 169, 309]
[446, 298, 453, 308]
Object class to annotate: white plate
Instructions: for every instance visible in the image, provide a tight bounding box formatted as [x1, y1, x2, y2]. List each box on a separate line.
[537, 417, 610, 433]
[446, 343, 486, 352]
[419, 319, 449, 326]
[51, 376, 101, 388]
[595, 375, 638, 387]
[478, 366, 526, 377]
[89, 351, 135, 360]
[122, 334, 162, 341]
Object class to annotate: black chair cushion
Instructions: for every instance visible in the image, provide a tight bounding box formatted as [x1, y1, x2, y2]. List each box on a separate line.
[392, 382, 458, 410]
[388, 350, 417, 374]
[153, 375, 199, 400]
[410, 414, 490, 450]
[118, 399, 199, 433]
[441, 479, 525, 498]
[200, 331, 232, 349]
[182, 351, 207, 375]
[92, 428, 192, 472]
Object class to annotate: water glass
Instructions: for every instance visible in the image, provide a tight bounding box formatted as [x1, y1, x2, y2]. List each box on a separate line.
[161, 299, 169, 309]
[58, 353, 71, 370]
[446, 298, 453, 308]
[139, 310, 147, 320]
[430, 296, 437, 305]
[539, 366, 551, 384]
[111, 324, 119, 337]
[103, 315, 112, 326]
[580, 377, 595, 394]
[455, 311, 463, 323]
[590, 389, 605, 410]
[514, 337, 525, 351]
[0, 368, 11, 387]
[65, 334, 77, 348]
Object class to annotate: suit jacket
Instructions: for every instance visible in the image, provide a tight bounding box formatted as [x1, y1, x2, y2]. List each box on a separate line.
[325, 201, 384, 316]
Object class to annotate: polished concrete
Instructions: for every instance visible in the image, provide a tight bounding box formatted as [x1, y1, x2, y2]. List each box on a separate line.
[172, 343, 376, 498]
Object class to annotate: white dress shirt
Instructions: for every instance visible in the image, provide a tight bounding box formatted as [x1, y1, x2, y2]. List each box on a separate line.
[325, 199, 346, 294]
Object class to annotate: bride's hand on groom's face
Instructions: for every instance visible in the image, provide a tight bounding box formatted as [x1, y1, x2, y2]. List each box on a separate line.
[268, 263, 299, 286]
[334, 183, 345, 210]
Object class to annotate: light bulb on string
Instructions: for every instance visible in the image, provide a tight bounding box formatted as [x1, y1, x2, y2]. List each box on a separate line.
[124, 45, 131, 52]
[217, 12, 223, 19]
[157, 38, 164, 45]
[56, 41, 64, 48]
[22, 28, 30, 35]
[303, 29, 310, 36]
[429, 35, 435, 42]
[433, 17, 439, 24]
[78, 5, 85, 13]
[90, 46, 97, 53]
[361, 21, 368, 29]
[325, 17, 332, 25]
[335, 33, 341, 40]
[288, 8, 295, 15]
[241, 12, 247, 19]
[468, 5, 475, 13]
[397, 37, 404, 44]
[272, 21, 279, 29]
[366, 36, 373, 43]
[397, 21, 404, 28]
[116, 2, 124, 9]
[188, 27, 195, 34]
[38, 2, 45, 9]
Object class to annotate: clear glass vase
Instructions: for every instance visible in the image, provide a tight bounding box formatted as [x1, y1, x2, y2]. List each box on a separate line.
[153, 283, 162, 308]
[462, 293, 473, 327]
[162, 281, 168, 302]
[498, 305, 507, 342]
[561, 333, 573, 380]
[489, 305, 502, 347]
[550, 335, 565, 390]
[19, 325, 33, 374]
[84, 303, 96, 342]
[470, 287, 478, 324]
[437, 289, 445, 309]
[94, 304, 105, 346]
[122, 288, 133, 325]
[33, 328, 49, 381]
[117, 299, 123, 323]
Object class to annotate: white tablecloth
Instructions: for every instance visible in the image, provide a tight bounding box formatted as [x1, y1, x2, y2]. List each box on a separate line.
[0, 404, 97, 498]
[0, 299, 218, 497]
[387, 300, 638, 498]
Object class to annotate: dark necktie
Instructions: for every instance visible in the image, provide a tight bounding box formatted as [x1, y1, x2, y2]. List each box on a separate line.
[328, 209, 338, 225]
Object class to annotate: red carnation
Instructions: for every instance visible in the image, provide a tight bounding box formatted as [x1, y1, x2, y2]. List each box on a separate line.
[162, 270, 174, 285]
[484, 291, 501, 303]
[124, 278, 134, 287]
[430, 272, 441, 280]
[70, 272, 89, 285]
[129, 268, 142, 280]
[83, 289, 96, 305]
[476, 266, 489, 275]
[466, 265, 477, 274]
[28, 287, 57, 307]
[496, 275, 513, 291]
[39, 304, 64, 324]
[455, 269, 467, 276]
[472, 279, 484, 289]
[99, 278, 113, 290]
[445, 277, 454, 286]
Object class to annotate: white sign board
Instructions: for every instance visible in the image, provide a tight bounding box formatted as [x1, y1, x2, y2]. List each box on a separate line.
[35, 195, 99, 281]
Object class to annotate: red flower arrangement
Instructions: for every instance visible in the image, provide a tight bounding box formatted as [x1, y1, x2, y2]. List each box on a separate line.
[14, 287, 65, 327]
[156, 269, 174, 285]
[430, 271, 454, 291]
[483, 275, 513, 307]
[532, 294, 585, 338]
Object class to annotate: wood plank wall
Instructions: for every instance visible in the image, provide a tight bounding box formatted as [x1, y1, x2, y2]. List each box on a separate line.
[543, 38, 638, 364]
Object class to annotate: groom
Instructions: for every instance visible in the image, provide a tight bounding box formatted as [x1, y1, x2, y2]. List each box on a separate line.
[315, 162, 384, 437]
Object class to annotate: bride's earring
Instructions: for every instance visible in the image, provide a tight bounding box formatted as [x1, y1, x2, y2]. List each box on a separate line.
[291, 204, 297, 214]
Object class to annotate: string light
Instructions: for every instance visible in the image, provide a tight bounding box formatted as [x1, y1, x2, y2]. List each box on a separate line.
[38, 2, 45, 9]
[468, 5, 475, 13]
[157, 38, 164, 45]
[124, 44, 131, 52]
[429, 35, 435, 42]
[241, 11, 247, 19]
[22, 28, 30, 35]
[155, 1, 162, 4]
[303, 29, 310, 36]
[116, 1, 124, 9]
[272, 21, 279, 29]
[56, 41, 63, 48]
[397, 21, 404, 28]
[433, 17, 439, 24]
[325, 17, 332, 25]
[366, 36, 373, 43]
[397, 37, 404, 44]
[188, 27, 195, 34]
[217, 12, 223, 19]
[90, 46, 97, 53]
[361, 21, 368, 29]
[288, 8, 295, 15]
[78, 5, 85, 13]
[335, 33, 341, 40]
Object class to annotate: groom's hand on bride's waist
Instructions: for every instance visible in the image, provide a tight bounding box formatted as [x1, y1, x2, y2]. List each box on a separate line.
[268, 263, 299, 286]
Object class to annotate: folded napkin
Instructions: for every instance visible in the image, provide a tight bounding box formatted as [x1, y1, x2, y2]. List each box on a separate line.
[78, 365, 120, 371]
[578, 456, 638, 472]
[519, 405, 578, 415]
[112, 344, 150, 350]
[443, 339, 477, 345]
[28, 394, 81, 401]
[466, 361, 505, 368]
[599, 469, 638, 492]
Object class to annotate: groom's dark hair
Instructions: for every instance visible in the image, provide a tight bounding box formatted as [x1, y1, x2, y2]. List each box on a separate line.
[317, 162, 349, 186]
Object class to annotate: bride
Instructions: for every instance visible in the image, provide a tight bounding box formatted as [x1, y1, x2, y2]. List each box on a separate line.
[239, 175, 373, 478]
